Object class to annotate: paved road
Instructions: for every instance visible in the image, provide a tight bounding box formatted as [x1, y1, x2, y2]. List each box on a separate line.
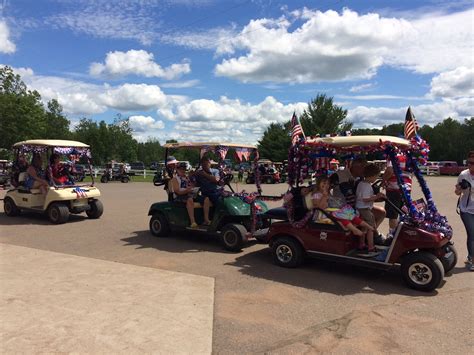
[1, 177, 473, 353]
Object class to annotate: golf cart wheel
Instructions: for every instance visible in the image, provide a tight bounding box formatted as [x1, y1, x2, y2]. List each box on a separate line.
[272, 237, 304, 268]
[100, 175, 108, 183]
[401, 252, 444, 292]
[47, 203, 70, 224]
[149, 213, 169, 237]
[4, 197, 20, 217]
[86, 199, 104, 219]
[220, 223, 247, 252]
[121, 176, 130, 183]
[441, 244, 458, 274]
[245, 177, 251, 184]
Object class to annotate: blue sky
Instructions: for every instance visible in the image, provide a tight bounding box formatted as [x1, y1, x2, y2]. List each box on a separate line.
[1, 0, 473, 143]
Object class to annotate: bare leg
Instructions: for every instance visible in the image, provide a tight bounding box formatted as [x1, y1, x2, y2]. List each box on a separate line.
[203, 197, 211, 224]
[366, 229, 375, 250]
[389, 218, 398, 230]
[186, 198, 196, 225]
[345, 222, 364, 237]
[360, 220, 375, 232]
[372, 206, 386, 229]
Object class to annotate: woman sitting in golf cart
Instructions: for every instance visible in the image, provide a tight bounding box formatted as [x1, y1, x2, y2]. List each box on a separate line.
[49, 153, 73, 185]
[171, 162, 198, 228]
[194, 156, 221, 225]
[25, 153, 49, 194]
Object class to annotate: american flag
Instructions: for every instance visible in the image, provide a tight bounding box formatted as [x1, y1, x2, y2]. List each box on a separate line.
[73, 187, 88, 198]
[290, 112, 304, 145]
[404, 106, 418, 139]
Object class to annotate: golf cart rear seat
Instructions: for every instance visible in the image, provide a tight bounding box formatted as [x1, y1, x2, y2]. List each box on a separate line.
[17, 172, 42, 194]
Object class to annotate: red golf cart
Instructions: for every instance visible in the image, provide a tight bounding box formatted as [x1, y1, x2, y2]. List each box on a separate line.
[263, 135, 456, 292]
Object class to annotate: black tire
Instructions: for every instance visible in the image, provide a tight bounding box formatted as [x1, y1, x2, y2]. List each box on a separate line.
[401, 252, 444, 292]
[272, 237, 304, 268]
[149, 213, 170, 237]
[153, 176, 162, 186]
[100, 175, 108, 183]
[245, 177, 252, 184]
[47, 203, 70, 224]
[220, 223, 247, 252]
[441, 244, 458, 274]
[86, 199, 104, 219]
[4, 197, 20, 216]
[121, 176, 130, 183]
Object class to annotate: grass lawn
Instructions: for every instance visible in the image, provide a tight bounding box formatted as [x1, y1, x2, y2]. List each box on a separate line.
[82, 174, 155, 183]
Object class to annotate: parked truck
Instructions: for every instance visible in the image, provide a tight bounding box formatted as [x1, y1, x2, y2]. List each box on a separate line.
[438, 161, 466, 176]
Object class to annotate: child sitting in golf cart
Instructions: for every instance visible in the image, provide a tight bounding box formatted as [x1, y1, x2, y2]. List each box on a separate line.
[171, 162, 198, 228]
[311, 176, 374, 238]
[356, 164, 386, 254]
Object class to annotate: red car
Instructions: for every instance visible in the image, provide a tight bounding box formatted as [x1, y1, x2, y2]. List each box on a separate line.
[263, 135, 457, 292]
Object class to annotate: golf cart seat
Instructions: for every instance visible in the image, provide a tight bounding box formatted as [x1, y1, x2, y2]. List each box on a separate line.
[263, 207, 288, 220]
[16, 172, 42, 194]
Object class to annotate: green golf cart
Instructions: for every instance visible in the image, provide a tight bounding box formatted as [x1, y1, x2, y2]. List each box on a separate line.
[148, 142, 269, 251]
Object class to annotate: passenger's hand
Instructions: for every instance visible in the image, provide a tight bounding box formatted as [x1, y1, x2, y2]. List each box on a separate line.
[376, 192, 386, 199]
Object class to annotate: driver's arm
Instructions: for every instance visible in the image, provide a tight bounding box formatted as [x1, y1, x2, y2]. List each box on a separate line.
[382, 166, 394, 184]
[196, 170, 219, 184]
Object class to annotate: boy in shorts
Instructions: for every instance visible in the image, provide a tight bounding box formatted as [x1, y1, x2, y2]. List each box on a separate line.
[356, 163, 385, 255]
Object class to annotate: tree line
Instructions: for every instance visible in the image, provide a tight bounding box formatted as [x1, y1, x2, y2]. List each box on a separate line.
[1, 66, 472, 166]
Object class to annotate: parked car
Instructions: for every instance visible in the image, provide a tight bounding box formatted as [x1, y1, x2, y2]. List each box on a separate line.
[438, 161, 466, 176]
[128, 161, 145, 175]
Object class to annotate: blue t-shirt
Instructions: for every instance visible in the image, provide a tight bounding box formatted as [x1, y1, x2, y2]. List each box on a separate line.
[196, 168, 219, 195]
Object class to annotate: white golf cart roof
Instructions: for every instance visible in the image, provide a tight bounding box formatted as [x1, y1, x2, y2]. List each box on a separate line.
[163, 142, 256, 149]
[305, 135, 410, 149]
[13, 139, 90, 148]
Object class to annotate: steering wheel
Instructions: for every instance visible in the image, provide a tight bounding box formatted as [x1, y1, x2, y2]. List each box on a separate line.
[222, 173, 234, 184]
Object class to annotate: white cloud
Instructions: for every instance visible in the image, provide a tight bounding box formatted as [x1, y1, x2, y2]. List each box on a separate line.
[429, 67, 474, 99]
[213, 8, 473, 83]
[129, 115, 165, 134]
[160, 79, 200, 88]
[387, 10, 474, 74]
[90, 50, 191, 80]
[98, 84, 169, 111]
[349, 83, 375, 92]
[347, 97, 474, 128]
[0, 20, 16, 53]
[338, 94, 425, 100]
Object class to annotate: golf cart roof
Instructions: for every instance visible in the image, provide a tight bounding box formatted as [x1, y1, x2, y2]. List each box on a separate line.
[305, 135, 410, 149]
[13, 139, 90, 148]
[163, 142, 256, 149]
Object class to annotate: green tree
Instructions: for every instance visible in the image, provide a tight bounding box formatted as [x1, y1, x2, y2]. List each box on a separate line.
[300, 93, 352, 136]
[43, 99, 70, 139]
[257, 122, 291, 161]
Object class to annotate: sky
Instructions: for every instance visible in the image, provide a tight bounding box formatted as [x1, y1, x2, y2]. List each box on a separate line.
[0, 0, 473, 144]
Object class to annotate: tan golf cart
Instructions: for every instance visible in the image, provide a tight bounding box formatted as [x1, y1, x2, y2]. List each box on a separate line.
[3, 139, 103, 224]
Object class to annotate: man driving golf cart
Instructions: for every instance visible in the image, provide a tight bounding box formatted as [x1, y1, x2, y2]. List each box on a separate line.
[148, 142, 269, 251]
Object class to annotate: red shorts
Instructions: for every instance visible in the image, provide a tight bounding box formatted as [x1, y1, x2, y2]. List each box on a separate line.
[337, 216, 363, 227]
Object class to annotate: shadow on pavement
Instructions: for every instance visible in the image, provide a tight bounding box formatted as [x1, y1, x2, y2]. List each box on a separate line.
[0, 212, 88, 225]
[225, 248, 441, 297]
[122, 230, 259, 254]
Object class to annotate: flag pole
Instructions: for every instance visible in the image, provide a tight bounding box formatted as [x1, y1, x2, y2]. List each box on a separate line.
[296, 112, 306, 139]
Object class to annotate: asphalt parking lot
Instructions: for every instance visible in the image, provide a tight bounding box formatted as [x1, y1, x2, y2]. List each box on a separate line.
[1, 177, 473, 353]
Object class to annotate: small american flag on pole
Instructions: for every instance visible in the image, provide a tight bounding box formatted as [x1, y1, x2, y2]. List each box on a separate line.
[290, 112, 305, 145]
[404, 106, 418, 139]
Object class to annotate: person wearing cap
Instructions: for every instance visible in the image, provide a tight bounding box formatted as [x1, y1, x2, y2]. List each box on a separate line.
[194, 156, 221, 225]
[172, 162, 198, 228]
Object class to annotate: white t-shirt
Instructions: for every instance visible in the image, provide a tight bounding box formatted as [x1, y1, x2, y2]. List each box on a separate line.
[457, 169, 474, 214]
[356, 181, 374, 209]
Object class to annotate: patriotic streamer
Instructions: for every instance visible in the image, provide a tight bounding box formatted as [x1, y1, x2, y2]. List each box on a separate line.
[216, 146, 229, 160]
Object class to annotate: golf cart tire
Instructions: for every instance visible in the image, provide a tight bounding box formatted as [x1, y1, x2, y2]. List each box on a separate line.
[401, 252, 444, 292]
[441, 244, 458, 274]
[245, 177, 252, 184]
[4, 197, 20, 217]
[121, 176, 130, 183]
[220, 223, 247, 252]
[100, 176, 108, 183]
[272, 236, 304, 268]
[86, 199, 104, 219]
[149, 213, 170, 238]
[47, 203, 70, 224]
